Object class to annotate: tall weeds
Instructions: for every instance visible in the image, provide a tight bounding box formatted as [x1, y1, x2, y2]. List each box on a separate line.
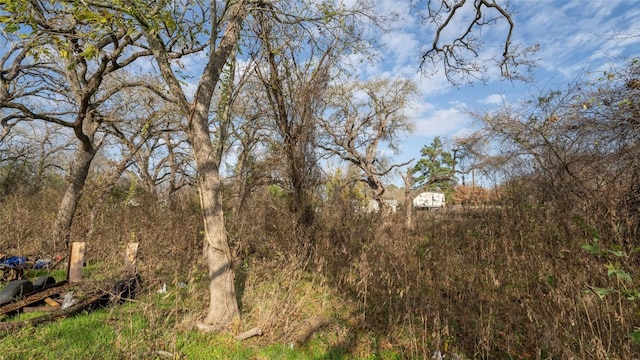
[1, 178, 638, 359]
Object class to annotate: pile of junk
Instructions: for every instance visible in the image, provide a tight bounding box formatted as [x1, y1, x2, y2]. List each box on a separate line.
[0, 242, 141, 332]
[0, 254, 59, 282]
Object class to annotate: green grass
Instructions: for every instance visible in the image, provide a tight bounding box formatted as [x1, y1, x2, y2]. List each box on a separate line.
[0, 310, 117, 360]
[0, 287, 399, 360]
[26, 267, 68, 282]
[0, 310, 379, 359]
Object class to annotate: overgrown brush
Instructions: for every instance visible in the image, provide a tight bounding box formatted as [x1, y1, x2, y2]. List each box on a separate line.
[1, 178, 639, 359]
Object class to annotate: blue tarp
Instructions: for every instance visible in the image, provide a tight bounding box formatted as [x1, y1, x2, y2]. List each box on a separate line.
[0, 256, 50, 269]
[0, 256, 26, 267]
[34, 259, 50, 269]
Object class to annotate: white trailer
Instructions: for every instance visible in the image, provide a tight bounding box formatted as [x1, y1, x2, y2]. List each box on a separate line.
[413, 192, 445, 209]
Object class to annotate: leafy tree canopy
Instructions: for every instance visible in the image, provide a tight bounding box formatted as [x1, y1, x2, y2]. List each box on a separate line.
[412, 136, 456, 192]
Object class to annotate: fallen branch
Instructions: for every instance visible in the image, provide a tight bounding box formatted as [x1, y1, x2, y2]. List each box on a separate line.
[236, 327, 263, 341]
[155, 350, 174, 358]
[195, 321, 263, 341]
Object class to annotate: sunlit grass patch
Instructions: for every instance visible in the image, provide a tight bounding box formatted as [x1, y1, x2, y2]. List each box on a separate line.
[0, 309, 117, 359]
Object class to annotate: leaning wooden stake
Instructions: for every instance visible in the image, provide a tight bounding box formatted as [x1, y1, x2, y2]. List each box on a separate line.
[123, 243, 139, 277]
[67, 242, 85, 283]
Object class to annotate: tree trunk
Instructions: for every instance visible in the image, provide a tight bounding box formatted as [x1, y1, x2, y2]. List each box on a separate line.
[403, 168, 415, 230]
[51, 112, 100, 253]
[368, 175, 386, 207]
[51, 144, 95, 252]
[143, 0, 248, 327]
[404, 194, 414, 230]
[191, 109, 239, 326]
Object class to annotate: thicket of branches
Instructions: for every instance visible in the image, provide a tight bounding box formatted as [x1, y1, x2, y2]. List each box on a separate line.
[459, 58, 640, 248]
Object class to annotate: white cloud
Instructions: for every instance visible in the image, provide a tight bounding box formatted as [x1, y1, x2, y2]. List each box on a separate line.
[412, 70, 451, 97]
[377, 0, 418, 27]
[479, 94, 506, 106]
[381, 30, 420, 66]
[412, 102, 471, 138]
[508, 0, 639, 81]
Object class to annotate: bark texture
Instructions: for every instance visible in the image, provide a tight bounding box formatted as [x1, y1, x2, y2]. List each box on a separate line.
[190, 108, 239, 325]
[51, 115, 99, 252]
[51, 144, 95, 251]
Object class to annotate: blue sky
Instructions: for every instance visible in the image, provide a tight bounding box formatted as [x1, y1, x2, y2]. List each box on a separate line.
[126, 0, 640, 188]
[9, 1, 633, 189]
[359, 0, 640, 184]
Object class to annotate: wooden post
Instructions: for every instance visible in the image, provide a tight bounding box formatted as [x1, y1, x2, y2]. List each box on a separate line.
[124, 243, 139, 276]
[67, 242, 85, 283]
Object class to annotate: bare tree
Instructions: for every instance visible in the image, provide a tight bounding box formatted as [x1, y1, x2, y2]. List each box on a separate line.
[0, 35, 50, 142]
[86, 79, 178, 240]
[252, 25, 327, 225]
[129, 0, 386, 326]
[124, 0, 249, 328]
[248, 1, 374, 226]
[0, 122, 73, 197]
[420, 0, 538, 83]
[0, 0, 533, 329]
[0, 1, 159, 252]
[225, 72, 271, 219]
[319, 78, 417, 209]
[458, 59, 640, 244]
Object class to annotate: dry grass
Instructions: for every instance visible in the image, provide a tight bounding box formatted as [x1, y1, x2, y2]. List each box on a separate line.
[1, 178, 639, 359]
